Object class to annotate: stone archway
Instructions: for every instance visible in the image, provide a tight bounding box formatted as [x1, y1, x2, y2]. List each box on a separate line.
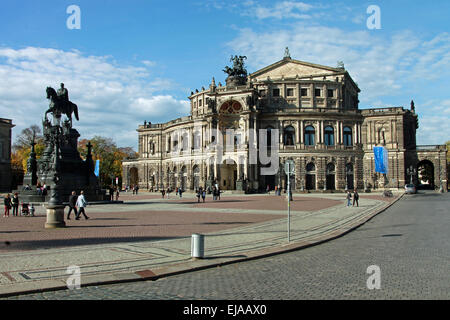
[180, 165, 187, 190]
[129, 167, 139, 186]
[326, 163, 336, 190]
[417, 160, 435, 189]
[305, 162, 316, 190]
[193, 165, 200, 190]
[220, 159, 237, 190]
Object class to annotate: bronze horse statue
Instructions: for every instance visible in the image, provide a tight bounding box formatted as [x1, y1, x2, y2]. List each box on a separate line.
[45, 86, 79, 126]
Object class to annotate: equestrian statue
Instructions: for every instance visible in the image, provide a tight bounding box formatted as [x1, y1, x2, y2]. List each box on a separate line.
[45, 83, 79, 127]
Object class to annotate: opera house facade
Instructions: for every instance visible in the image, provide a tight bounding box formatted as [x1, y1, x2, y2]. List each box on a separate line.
[123, 52, 447, 193]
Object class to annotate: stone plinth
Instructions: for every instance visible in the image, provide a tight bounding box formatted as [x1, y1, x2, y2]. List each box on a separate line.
[45, 205, 66, 229]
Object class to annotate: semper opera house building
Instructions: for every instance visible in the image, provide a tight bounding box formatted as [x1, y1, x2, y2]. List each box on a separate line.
[123, 50, 447, 193]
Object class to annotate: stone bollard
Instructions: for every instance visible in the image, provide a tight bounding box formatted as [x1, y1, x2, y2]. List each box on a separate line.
[191, 233, 204, 259]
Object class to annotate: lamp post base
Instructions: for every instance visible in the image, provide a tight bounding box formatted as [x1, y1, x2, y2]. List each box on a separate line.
[45, 206, 66, 229]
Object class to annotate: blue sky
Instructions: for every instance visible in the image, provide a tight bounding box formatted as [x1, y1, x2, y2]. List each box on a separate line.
[0, 0, 449, 149]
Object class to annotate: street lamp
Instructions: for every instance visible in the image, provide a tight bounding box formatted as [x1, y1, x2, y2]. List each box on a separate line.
[406, 165, 417, 185]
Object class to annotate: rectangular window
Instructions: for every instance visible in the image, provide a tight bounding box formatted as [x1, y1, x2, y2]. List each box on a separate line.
[315, 89, 321, 97]
[272, 88, 280, 97]
[287, 88, 294, 96]
[301, 88, 308, 97]
[198, 99, 202, 107]
[327, 89, 334, 97]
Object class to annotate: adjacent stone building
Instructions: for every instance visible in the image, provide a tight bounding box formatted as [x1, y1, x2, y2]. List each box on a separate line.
[0, 118, 14, 192]
[123, 53, 447, 192]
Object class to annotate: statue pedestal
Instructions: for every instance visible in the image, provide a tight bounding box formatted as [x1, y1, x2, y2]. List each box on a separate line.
[45, 205, 66, 229]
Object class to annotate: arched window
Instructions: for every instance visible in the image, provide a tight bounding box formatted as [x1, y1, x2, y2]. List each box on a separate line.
[343, 127, 352, 146]
[284, 126, 295, 146]
[305, 126, 315, 146]
[305, 162, 316, 190]
[149, 141, 155, 155]
[326, 163, 335, 174]
[193, 131, 201, 150]
[219, 101, 242, 114]
[324, 126, 334, 146]
[181, 133, 188, 151]
[326, 163, 336, 190]
[306, 162, 316, 172]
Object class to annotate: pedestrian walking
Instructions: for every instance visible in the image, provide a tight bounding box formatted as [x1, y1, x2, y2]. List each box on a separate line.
[266, 184, 270, 194]
[179, 188, 183, 198]
[175, 187, 178, 196]
[135, 185, 139, 195]
[115, 188, 120, 201]
[217, 187, 221, 200]
[212, 187, 217, 201]
[196, 188, 201, 203]
[75, 191, 89, 220]
[3, 194, 11, 217]
[11, 193, 19, 216]
[353, 189, 359, 207]
[202, 189, 206, 203]
[346, 190, 352, 207]
[166, 187, 170, 199]
[161, 189, 165, 199]
[67, 191, 78, 220]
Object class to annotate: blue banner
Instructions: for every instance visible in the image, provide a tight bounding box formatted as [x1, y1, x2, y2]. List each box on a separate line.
[94, 159, 100, 177]
[374, 146, 388, 174]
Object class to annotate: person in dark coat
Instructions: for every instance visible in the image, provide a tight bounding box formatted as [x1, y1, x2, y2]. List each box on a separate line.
[4, 194, 12, 217]
[67, 191, 78, 220]
[11, 193, 19, 216]
[352, 189, 359, 207]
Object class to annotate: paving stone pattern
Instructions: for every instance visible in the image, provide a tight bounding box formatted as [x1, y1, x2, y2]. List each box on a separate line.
[5, 191, 448, 300]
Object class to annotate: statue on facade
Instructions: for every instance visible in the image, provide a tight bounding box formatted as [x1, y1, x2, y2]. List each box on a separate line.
[284, 47, 291, 59]
[223, 55, 248, 87]
[223, 55, 247, 77]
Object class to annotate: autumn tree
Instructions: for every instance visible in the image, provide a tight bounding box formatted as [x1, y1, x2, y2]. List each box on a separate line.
[12, 124, 45, 174]
[78, 136, 137, 188]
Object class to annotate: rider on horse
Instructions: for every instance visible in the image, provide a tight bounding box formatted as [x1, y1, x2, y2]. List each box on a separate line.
[45, 83, 79, 127]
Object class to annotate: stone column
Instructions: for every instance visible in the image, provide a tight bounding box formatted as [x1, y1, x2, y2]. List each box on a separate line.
[300, 120, 304, 144]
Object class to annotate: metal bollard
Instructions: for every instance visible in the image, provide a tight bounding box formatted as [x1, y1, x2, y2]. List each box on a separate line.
[191, 233, 204, 259]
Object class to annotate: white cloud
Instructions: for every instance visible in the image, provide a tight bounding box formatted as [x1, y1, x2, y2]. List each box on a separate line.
[243, 1, 313, 20]
[0, 47, 189, 149]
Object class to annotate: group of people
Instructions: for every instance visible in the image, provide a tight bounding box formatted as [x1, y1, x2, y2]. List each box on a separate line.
[108, 186, 120, 201]
[124, 185, 139, 194]
[346, 189, 360, 207]
[3, 193, 19, 217]
[196, 187, 207, 203]
[67, 190, 89, 220]
[3, 193, 35, 217]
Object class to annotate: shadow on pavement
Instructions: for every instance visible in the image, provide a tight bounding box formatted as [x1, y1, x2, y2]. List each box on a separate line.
[65, 221, 254, 229]
[0, 236, 185, 251]
[203, 254, 248, 260]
